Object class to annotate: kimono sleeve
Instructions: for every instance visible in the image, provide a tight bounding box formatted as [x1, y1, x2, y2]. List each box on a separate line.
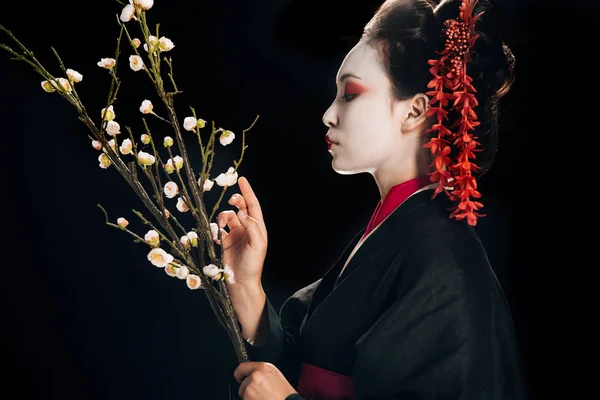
[244, 279, 322, 388]
[351, 241, 528, 400]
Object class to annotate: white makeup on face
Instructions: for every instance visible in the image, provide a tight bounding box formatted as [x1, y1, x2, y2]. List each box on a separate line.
[322, 42, 410, 176]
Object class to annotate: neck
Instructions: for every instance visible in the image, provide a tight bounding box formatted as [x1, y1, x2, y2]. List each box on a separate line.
[372, 155, 430, 200]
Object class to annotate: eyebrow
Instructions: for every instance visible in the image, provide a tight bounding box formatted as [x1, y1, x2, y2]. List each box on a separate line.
[337, 73, 361, 83]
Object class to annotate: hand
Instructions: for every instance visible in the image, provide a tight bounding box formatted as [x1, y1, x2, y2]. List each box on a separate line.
[216, 176, 268, 288]
[234, 361, 297, 400]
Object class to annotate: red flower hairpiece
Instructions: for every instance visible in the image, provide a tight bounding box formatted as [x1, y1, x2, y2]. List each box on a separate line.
[424, 0, 485, 226]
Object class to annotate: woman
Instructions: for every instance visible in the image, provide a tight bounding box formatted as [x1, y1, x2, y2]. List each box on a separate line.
[220, 0, 528, 399]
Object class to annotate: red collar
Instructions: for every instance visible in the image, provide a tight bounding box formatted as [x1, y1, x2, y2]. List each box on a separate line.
[361, 175, 431, 240]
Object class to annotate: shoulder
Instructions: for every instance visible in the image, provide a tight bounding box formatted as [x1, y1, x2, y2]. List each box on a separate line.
[393, 191, 500, 309]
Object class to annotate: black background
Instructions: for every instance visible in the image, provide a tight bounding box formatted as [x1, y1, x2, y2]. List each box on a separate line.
[1, 0, 593, 399]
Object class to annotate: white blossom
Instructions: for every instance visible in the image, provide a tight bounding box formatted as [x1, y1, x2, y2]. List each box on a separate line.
[201, 178, 214, 192]
[66, 69, 83, 83]
[104, 138, 117, 153]
[117, 217, 129, 228]
[209, 222, 223, 243]
[129, 55, 144, 72]
[120, 4, 135, 22]
[215, 167, 238, 187]
[158, 37, 175, 52]
[97, 58, 116, 69]
[98, 153, 111, 169]
[203, 264, 223, 279]
[187, 231, 198, 247]
[139, 99, 153, 114]
[173, 156, 183, 170]
[147, 248, 173, 268]
[176, 265, 189, 280]
[143, 35, 158, 53]
[105, 120, 121, 135]
[92, 140, 102, 150]
[223, 264, 236, 284]
[219, 130, 235, 146]
[164, 159, 174, 174]
[119, 139, 133, 155]
[163, 181, 178, 199]
[183, 116, 197, 131]
[144, 230, 160, 247]
[180, 235, 190, 249]
[101, 105, 115, 121]
[141, 134, 151, 144]
[50, 78, 72, 93]
[163, 136, 173, 147]
[131, 0, 153, 11]
[176, 197, 189, 213]
[137, 151, 156, 166]
[186, 274, 203, 290]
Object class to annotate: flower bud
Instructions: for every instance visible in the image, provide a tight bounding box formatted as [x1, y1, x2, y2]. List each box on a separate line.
[137, 151, 156, 166]
[165, 264, 178, 277]
[66, 69, 83, 83]
[98, 153, 111, 169]
[41, 80, 56, 93]
[101, 105, 115, 121]
[120, 4, 135, 22]
[55, 78, 72, 93]
[133, 0, 154, 11]
[132, 38, 141, 48]
[163, 181, 178, 199]
[180, 235, 190, 249]
[163, 136, 173, 147]
[117, 217, 129, 228]
[144, 229, 160, 247]
[105, 120, 121, 135]
[104, 138, 117, 153]
[176, 197, 189, 213]
[164, 161, 174, 174]
[173, 156, 183, 170]
[141, 134, 151, 144]
[120, 139, 133, 155]
[92, 140, 102, 150]
[187, 231, 199, 247]
[183, 117, 196, 131]
[202, 178, 214, 192]
[164, 209, 171, 218]
[219, 130, 235, 146]
[129, 55, 144, 72]
[223, 264, 236, 284]
[176, 265, 189, 280]
[197, 118, 206, 129]
[139, 99, 153, 114]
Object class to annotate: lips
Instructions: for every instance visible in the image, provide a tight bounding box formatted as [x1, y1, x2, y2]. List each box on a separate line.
[325, 134, 339, 145]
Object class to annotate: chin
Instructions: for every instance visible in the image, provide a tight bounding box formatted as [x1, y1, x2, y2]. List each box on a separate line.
[331, 159, 363, 175]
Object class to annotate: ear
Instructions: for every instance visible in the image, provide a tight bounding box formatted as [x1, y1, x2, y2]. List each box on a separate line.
[401, 93, 430, 133]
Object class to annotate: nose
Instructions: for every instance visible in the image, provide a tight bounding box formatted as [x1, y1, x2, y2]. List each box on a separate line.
[322, 102, 337, 128]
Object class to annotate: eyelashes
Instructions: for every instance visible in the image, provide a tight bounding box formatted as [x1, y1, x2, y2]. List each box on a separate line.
[340, 93, 358, 102]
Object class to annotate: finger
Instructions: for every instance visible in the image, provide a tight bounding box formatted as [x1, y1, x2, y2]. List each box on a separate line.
[233, 361, 259, 383]
[238, 376, 251, 399]
[238, 177, 266, 229]
[228, 193, 248, 212]
[236, 209, 267, 249]
[217, 210, 242, 231]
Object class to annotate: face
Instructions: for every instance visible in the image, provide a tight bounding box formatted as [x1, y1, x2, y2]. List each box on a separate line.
[322, 42, 411, 175]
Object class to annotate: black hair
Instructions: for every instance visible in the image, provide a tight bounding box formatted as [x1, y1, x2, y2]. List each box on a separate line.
[361, 0, 515, 177]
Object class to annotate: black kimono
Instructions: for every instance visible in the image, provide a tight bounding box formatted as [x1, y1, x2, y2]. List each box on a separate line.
[242, 189, 529, 400]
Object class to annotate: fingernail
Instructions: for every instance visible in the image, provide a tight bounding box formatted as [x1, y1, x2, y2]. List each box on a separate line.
[238, 210, 247, 219]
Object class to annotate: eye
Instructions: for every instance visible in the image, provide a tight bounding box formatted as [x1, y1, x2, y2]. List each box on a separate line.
[341, 93, 358, 102]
